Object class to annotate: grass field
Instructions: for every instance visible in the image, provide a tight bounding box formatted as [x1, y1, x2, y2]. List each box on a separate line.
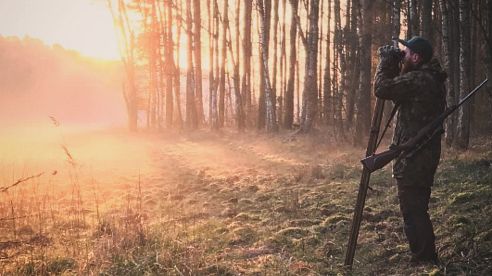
[0, 126, 491, 275]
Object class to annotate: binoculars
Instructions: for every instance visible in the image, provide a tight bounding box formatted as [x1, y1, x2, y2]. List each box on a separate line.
[378, 45, 405, 62]
[392, 48, 405, 61]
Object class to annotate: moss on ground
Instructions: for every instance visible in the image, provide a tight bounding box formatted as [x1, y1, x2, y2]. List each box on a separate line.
[2, 135, 491, 275]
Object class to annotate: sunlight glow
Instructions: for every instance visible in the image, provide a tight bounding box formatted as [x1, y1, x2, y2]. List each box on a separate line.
[0, 0, 120, 60]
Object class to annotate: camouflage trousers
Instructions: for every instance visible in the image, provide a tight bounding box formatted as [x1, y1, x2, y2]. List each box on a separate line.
[397, 183, 438, 262]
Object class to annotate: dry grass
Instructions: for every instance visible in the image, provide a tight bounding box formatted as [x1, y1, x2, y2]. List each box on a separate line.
[0, 128, 491, 275]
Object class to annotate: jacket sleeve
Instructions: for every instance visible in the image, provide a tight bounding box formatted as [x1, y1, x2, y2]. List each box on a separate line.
[374, 68, 420, 102]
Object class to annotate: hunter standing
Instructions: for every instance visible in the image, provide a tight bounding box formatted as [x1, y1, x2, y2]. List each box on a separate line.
[374, 36, 447, 264]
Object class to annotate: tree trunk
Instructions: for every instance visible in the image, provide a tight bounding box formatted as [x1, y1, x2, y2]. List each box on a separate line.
[174, 3, 184, 129]
[149, 3, 159, 129]
[392, 0, 401, 46]
[272, 0, 279, 122]
[258, 0, 277, 132]
[207, 0, 213, 126]
[487, 0, 492, 111]
[296, 42, 300, 124]
[210, 0, 220, 130]
[354, 0, 373, 145]
[333, 0, 345, 137]
[279, 0, 287, 127]
[421, 0, 433, 39]
[185, 0, 197, 129]
[331, 0, 339, 130]
[300, 0, 320, 133]
[284, 0, 298, 129]
[257, 0, 272, 130]
[164, 0, 174, 128]
[407, 0, 419, 38]
[456, 0, 471, 149]
[242, 1, 253, 127]
[346, 0, 359, 129]
[109, 0, 138, 131]
[380, 0, 400, 134]
[439, 0, 456, 145]
[156, 2, 166, 129]
[218, 0, 228, 127]
[193, 0, 204, 125]
[230, 0, 245, 130]
[317, 0, 324, 123]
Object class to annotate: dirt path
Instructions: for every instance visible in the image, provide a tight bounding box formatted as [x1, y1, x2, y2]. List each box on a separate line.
[152, 134, 309, 175]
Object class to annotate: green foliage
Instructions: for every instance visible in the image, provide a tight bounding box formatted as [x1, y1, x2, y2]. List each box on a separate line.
[3, 138, 491, 275]
[46, 257, 77, 274]
[431, 150, 492, 274]
[14, 257, 76, 275]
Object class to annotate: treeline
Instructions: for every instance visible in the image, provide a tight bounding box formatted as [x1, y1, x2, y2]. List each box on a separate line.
[109, 0, 492, 149]
[0, 36, 124, 125]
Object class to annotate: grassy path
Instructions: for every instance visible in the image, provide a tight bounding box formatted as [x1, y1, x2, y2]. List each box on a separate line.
[1, 131, 490, 275]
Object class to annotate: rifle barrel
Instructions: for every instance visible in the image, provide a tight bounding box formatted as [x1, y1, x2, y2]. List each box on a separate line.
[344, 99, 387, 267]
[450, 78, 488, 113]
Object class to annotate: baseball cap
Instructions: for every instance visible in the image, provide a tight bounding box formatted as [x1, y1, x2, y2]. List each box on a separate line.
[393, 36, 433, 63]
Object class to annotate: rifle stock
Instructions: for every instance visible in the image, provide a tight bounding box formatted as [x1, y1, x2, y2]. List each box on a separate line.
[361, 148, 402, 173]
[360, 78, 488, 174]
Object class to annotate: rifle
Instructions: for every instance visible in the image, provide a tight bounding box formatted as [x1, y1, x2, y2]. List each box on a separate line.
[344, 97, 387, 267]
[362, 78, 488, 173]
[344, 78, 488, 268]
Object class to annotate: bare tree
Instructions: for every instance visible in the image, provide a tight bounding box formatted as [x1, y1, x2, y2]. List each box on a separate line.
[332, 0, 344, 137]
[242, 1, 253, 127]
[174, 0, 184, 129]
[486, 0, 492, 132]
[346, 0, 359, 129]
[218, 0, 228, 127]
[421, 0, 433, 39]
[279, 0, 287, 127]
[272, 0, 280, 123]
[226, 0, 245, 130]
[258, 0, 277, 132]
[354, 0, 374, 145]
[108, 0, 139, 131]
[193, 0, 204, 125]
[210, 0, 220, 130]
[299, 0, 320, 133]
[407, 0, 419, 37]
[439, 0, 457, 145]
[456, 0, 472, 149]
[185, 0, 197, 129]
[257, 0, 272, 130]
[284, 0, 299, 129]
[207, 0, 214, 127]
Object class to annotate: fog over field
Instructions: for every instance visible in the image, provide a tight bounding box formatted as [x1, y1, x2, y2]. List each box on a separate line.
[0, 36, 125, 128]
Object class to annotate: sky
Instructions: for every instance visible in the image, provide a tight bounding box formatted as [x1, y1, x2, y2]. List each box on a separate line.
[0, 0, 120, 60]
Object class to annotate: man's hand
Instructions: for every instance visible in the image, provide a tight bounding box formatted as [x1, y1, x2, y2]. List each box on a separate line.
[378, 45, 404, 62]
[377, 45, 403, 77]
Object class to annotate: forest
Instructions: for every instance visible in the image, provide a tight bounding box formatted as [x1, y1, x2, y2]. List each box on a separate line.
[109, 0, 491, 147]
[0, 0, 491, 275]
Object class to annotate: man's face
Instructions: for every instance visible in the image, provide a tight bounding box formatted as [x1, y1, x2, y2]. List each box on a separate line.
[401, 47, 420, 74]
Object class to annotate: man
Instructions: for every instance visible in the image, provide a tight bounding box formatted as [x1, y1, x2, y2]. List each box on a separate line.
[374, 36, 447, 264]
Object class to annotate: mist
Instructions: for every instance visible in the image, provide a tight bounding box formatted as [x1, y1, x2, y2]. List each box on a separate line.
[0, 36, 125, 129]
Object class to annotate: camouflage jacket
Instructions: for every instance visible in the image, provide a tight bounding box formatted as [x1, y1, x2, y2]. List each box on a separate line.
[374, 58, 447, 187]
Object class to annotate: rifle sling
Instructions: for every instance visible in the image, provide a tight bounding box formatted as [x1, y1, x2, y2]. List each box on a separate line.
[405, 126, 445, 159]
[375, 103, 400, 151]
